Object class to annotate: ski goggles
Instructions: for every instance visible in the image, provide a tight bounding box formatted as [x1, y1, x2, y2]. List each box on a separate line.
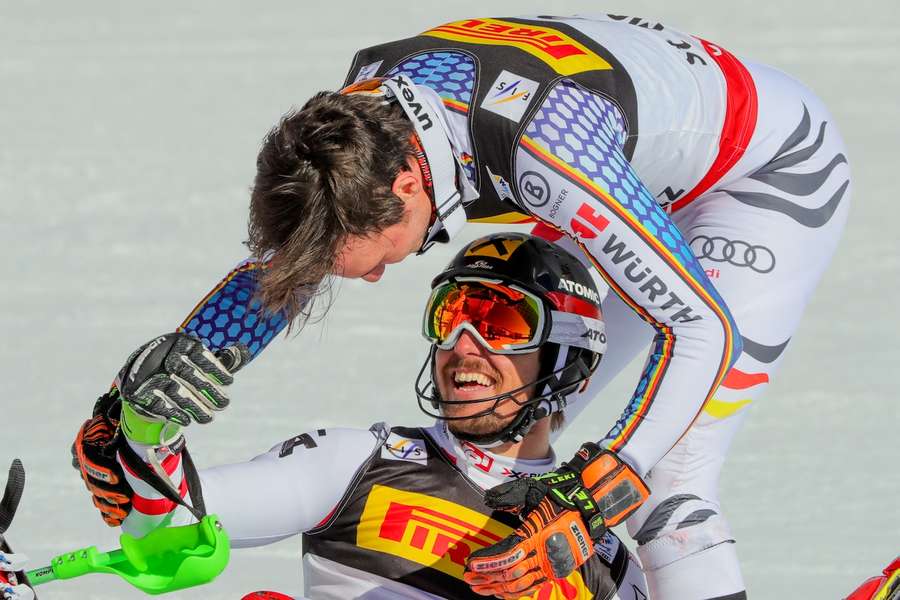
[423, 278, 607, 356]
[423, 279, 547, 354]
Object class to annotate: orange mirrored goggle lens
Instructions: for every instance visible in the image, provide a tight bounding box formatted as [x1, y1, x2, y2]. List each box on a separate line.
[424, 281, 544, 352]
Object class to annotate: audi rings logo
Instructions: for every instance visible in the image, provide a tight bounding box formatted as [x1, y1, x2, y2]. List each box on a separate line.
[689, 236, 776, 274]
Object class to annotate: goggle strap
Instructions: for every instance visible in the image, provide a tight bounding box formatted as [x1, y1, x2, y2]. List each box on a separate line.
[547, 311, 607, 354]
[380, 75, 467, 247]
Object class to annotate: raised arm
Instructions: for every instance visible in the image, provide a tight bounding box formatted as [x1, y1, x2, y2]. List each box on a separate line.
[73, 259, 292, 526]
[462, 81, 741, 595]
[177, 258, 289, 358]
[515, 81, 741, 476]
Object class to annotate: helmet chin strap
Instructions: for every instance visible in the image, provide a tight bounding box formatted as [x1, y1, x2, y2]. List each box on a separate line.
[535, 343, 573, 418]
[416, 347, 579, 449]
[450, 404, 539, 448]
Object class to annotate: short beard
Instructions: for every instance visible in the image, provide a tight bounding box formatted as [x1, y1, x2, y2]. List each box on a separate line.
[446, 411, 512, 439]
[436, 355, 536, 441]
[442, 393, 524, 440]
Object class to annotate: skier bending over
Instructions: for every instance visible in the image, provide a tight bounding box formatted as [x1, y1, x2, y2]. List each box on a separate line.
[103, 233, 646, 599]
[74, 14, 850, 599]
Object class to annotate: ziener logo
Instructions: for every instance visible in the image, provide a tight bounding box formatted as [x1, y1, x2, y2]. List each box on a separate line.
[569, 522, 591, 561]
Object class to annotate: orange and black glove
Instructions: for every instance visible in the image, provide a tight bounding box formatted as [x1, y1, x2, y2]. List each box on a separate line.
[464, 442, 649, 598]
[71, 389, 133, 526]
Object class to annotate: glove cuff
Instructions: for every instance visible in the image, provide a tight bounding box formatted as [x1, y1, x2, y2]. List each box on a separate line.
[121, 402, 181, 446]
[575, 444, 649, 528]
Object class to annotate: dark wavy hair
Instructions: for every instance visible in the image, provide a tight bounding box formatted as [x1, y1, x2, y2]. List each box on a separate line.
[247, 91, 416, 326]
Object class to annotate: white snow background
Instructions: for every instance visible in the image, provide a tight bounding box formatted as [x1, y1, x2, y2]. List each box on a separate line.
[1, 1, 897, 598]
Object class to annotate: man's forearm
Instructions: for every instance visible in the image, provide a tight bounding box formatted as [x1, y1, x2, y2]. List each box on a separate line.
[176, 259, 289, 360]
[119, 420, 384, 548]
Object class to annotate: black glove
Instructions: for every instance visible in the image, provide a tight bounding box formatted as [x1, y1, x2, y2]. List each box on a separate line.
[117, 332, 249, 427]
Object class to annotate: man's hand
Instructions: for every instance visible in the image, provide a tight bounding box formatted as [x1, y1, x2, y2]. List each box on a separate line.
[464, 443, 649, 598]
[73, 333, 248, 526]
[71, 390, 133, 526]
[117, 332, 249, 428]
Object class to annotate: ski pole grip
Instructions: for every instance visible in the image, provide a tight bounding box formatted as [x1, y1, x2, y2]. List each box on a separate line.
[47, 545, 110, 580]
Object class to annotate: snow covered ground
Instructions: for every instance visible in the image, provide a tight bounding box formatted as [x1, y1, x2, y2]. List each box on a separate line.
[1, 1, 897, 598]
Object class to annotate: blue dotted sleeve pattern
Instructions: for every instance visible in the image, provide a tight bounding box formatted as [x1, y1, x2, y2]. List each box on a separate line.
[520, 81, 740, 465]
[524, 82, 714, 289]
[179, 260, 288, 359]
[386, 51, 476, 181]
[386, 50, 475, 106]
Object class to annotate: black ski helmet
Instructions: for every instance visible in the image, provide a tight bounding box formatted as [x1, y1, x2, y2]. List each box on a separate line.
[415, 232, 606, 445]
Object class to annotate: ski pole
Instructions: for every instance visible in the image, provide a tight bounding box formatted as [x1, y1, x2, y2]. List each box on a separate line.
[25, 514, 229, 595]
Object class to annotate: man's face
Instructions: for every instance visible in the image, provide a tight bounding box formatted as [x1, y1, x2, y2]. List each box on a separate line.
[333, 157, 433, 283]
[434, 330, 541, 438]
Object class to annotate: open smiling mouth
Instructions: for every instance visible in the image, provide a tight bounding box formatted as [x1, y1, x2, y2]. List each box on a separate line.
[452, 370, 497, 391]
